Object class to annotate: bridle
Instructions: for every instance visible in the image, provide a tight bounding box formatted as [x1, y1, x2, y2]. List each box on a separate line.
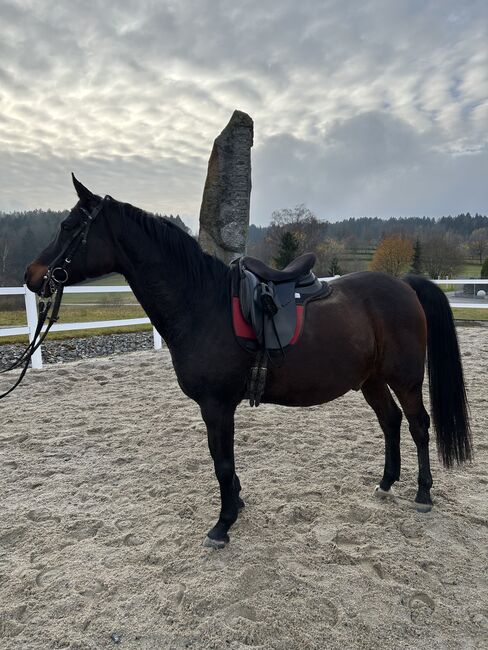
[0, 196, 109, 399]
[40, 196, 109, 297]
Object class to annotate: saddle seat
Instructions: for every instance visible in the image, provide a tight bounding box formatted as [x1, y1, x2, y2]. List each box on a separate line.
[241, 253, 316, 283]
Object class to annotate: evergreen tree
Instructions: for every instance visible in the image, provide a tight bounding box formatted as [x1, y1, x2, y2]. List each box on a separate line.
[327, 257, 342, 276]
[481, 258, 488, 279]
[274, 231, 299, 269]
[21, 227, 39, 266]
[411, 238, 422, 274]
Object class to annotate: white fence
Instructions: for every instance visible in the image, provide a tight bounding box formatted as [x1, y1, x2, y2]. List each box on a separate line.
[1, 279, 487, 370]
[0, 285, 162, 369]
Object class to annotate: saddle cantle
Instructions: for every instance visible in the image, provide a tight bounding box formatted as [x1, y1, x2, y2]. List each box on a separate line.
[231, 253, 331, 353]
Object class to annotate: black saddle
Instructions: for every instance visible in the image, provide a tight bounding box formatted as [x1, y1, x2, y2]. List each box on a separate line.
[233, 253, 327, 351]
[241, 253, 316, 283]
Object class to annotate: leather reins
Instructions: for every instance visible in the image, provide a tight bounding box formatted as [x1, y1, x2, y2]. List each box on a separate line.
[0, 196, 108, 399]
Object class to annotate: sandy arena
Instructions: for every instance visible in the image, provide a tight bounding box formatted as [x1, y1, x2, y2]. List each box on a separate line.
[0, 327, 487, 650]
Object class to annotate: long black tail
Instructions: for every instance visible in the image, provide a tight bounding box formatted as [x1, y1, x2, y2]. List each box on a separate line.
[404, 274, 472, 467]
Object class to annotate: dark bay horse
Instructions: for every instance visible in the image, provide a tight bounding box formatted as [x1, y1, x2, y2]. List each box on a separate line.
[25, 176, 472, 548]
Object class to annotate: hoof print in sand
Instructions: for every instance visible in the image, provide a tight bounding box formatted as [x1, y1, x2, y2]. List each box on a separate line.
[124, 533, 145, 547]
[343, 504, 372, 524]
[303, 596, 339, 628]
[398, 519, 423, 541]
[283, 503, 318, 525]
[68, 520, 102, 541]
[36, 567, 63, 588]
[358, 558, 385, 579]
[79, 580, 106, 598]
[0, 527, 26, 548]
[26, 510, 61, 524]
[0, 605, 27, 638]
[408, 592, 435, 624]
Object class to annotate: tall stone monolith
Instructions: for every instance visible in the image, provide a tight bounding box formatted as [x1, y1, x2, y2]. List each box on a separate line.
[198, 110, 253, 264]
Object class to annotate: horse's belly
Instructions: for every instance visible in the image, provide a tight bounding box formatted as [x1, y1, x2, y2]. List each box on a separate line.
[262, 368, 366, 407]
[261, 303, 375, 407]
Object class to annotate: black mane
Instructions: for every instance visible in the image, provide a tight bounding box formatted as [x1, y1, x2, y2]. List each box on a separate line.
[115, 199, 231, 296]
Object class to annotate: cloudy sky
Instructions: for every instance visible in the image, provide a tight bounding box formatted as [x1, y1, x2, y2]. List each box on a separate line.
[1, 0, 487, 229]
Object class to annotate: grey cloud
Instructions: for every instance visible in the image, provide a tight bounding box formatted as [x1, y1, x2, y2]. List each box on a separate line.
[0, 151, 205, 230]
[251, 111, 488, 221]
[0, 0, 487, 222]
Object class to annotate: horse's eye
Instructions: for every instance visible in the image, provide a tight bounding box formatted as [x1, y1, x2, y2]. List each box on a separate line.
[61, 223, 70, 231]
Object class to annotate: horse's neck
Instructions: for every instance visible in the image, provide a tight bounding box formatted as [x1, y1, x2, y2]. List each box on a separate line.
[111, 215, 229, 348]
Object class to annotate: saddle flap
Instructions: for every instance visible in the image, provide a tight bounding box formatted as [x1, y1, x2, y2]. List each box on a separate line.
[240, 269, 263, 340]
[274, 281, 296, 307]
[239, 271, 297, 349]
[239, 269, 257, 322]
[263, 286, 297, 349]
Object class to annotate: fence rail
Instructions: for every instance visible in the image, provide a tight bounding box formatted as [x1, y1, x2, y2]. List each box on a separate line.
[0, 285, 161, 369]
[1, 278, 487, 369]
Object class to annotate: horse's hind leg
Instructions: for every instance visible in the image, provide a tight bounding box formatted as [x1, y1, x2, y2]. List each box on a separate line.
[393, 385, 433, 511]
[361, 377, 402, 493]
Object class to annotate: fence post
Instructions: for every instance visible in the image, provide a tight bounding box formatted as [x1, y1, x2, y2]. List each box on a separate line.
[152, 327, 162, 350]
[24, 286, 43, 369]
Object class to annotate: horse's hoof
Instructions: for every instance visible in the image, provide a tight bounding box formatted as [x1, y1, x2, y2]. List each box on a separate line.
[374, 484, 395, 499]
[203, 535, 228, 550]
[415, 500, 433, 513]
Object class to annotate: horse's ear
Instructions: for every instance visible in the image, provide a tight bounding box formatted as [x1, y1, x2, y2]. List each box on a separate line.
[71, 173, 94, 202]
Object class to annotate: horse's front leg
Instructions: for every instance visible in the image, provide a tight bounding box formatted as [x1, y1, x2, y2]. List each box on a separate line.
[200, 400, 242, 549]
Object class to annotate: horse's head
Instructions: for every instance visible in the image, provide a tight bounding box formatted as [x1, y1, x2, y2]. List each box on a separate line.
[25, 175, 118, 295]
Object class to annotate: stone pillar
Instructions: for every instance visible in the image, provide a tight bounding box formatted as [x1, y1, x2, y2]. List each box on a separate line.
[198, 110, 253, 264]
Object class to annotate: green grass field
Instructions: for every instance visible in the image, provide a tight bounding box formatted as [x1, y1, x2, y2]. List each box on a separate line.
[0, 304, 150, 344]
[459, 263, 482, 277]
[451, 307, 488, 321]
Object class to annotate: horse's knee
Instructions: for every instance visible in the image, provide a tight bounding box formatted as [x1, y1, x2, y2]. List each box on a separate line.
[214, 460, 234, 483]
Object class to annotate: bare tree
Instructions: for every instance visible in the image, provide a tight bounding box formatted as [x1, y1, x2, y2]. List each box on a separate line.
[265, 204, 328, 263]
[0, 237, 10, 276]
[422, 234, 465, 278]
[469, 228, 488, 264]
[315, 239, 346, 276]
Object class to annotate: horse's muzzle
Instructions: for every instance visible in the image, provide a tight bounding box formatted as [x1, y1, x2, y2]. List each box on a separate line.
[25, 262, 49, 294]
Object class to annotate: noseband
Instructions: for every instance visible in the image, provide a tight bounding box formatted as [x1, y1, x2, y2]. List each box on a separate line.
[41, 196, 109, 297]
[0, 196, 108, 399]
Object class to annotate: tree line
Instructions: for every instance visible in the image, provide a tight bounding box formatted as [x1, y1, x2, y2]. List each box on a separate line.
[1, 205, 487, 285]
[248, 206, 488, 278]
[0, 209, 189, 286]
